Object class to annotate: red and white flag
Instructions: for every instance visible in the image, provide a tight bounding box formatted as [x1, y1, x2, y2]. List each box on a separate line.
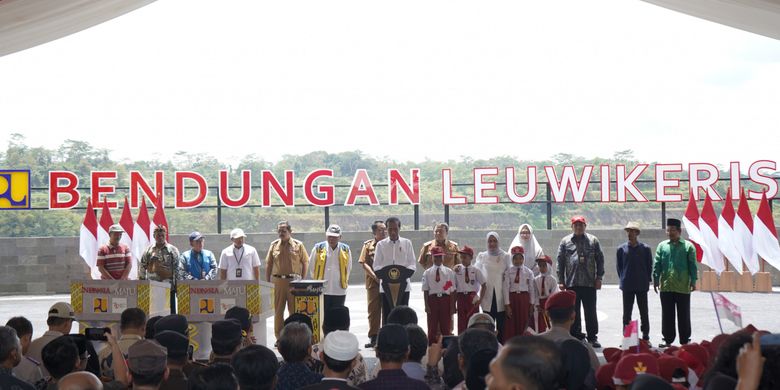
[97, 198, 114, 250]
[699, 193, 724, 274]
[753, 192, 780, 272]
[735, 189, 759, 274]
[711, 292, 742, 328]
[78, 198, 99, 279]
[683, 193, 709, 265]
[151, 196, 169, 241]
[717, 188, 744, 274]
[622, 320, 639, 350]
[131, 198, 152, 273]
[118, 197, 137, 280]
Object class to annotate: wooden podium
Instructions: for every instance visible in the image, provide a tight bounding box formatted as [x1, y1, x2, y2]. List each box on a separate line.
[291, 280, 325, 343]
[70, 279, 171, 331]
[177, 280, 274, 360]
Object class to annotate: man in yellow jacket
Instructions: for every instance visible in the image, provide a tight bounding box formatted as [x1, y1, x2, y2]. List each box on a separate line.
[310, 224, 353, 327]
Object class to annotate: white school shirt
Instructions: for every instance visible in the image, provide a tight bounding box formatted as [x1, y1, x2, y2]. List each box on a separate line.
[534, 273, 559, 300]
[309, 243, 353, 296]
[372, 236, 416, 293]
[502, 265, 538, 305]
[453, 264, 485, 293]
[218, 244, 261, 280]
[422, 264, 457, 295]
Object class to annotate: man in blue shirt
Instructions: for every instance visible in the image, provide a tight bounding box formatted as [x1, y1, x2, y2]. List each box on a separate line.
[179, 232, 217, 280]
[616, 222, 653, 343]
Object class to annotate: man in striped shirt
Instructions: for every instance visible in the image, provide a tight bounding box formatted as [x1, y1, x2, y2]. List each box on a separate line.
[97, 224, 131, 280]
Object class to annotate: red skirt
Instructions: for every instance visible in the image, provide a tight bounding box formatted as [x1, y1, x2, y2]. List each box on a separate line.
[504, 291, 530, 340]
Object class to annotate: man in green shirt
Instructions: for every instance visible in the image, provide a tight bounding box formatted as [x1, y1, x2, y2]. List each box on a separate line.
[653, 218, 698, 348]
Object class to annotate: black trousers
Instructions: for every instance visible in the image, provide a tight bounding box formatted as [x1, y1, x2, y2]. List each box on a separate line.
[569, 286, 598, 341]
[323, 294, 347, 327]
[486, 290, 507, 343]
[381, 290, 410, 326]
[622, 290, 650, 339]
[660, 292, 691, 344]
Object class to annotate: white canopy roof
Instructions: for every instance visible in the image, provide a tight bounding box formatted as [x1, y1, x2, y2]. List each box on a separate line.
[0, 0, 778, 58]
[0, 0, 156, 57]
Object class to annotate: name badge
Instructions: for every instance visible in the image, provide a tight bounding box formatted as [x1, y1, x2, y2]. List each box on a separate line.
[578, 252, 585, 264]
[235, 268, 243, 278]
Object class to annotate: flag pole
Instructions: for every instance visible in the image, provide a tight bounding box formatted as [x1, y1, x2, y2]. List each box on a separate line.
[710, 292, 724, 334]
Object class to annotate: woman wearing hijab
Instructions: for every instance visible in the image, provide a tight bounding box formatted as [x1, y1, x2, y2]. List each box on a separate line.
[475, 232, 511, 342]
[509, 224, 547, 275]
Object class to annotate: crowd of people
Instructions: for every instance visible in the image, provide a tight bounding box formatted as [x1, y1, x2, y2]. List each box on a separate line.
[0, 215, 776, 389]
[0, 297, 777, 389]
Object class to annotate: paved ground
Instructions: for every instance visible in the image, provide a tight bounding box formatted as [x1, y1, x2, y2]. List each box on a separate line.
[2, 284, 778, 358]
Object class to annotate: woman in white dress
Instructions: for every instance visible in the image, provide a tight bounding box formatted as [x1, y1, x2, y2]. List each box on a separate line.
[509, 223, 547, 276]
[475, 231, 511, 342]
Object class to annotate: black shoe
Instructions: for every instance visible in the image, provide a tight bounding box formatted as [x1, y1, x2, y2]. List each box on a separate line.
[642, 338, 653, 348]
[588, 339, 602, 348]
[658, 342, 671, 348]
[364, 336, 376, 348]
[680, 339, 690, 345]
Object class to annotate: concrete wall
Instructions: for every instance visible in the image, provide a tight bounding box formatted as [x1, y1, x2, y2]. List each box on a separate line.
[1, 228, 779, 294]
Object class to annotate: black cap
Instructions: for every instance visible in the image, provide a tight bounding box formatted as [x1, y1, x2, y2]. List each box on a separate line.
[284, 313, 313, 334]
[155, 330, 189, 358]
[225, 307, 251, 332]
[155, 314, 188, 336]
[377, 324, 409, 354]
[211, 319, 242, 344]
[323, 306, 350, 333]
[667, 218, 682, 228]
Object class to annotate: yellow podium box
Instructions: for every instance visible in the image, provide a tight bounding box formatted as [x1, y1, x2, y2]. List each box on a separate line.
[291, 280, 325, 344]
[71, 279, 171, 331]
[176, 280, 274, 360]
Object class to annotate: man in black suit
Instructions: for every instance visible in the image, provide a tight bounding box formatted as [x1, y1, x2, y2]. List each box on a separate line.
[302, 331, 360, 390]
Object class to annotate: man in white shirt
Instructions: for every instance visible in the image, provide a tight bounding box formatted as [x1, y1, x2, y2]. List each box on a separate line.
[310, 224, 353, 327]
[372, 217, 417, 326]
[219, 228, 261, 280]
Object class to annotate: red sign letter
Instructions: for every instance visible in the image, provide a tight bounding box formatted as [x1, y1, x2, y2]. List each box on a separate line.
[91, 171, 117, 208]
[345, 169, 379, 206]
[304, 169, 334, 207]
[130, 171, 164, 208]
[219, 170, 252, 208]
[262, 171, 295, 207]
[175, 171, 208, 209]
[49, 171, 80, 209]
[388, 168, 420, 205]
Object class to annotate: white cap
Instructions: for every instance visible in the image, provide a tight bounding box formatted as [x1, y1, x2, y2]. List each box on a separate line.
[230, 228, 246, 239]
[325, 224, 342, 237]
[322, 330, 359, 362]
[108, 224, 124, 233]
[48, 302, 75, 319]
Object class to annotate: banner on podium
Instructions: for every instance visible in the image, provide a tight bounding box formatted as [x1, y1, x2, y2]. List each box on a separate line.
[70, 279, 171, 326]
